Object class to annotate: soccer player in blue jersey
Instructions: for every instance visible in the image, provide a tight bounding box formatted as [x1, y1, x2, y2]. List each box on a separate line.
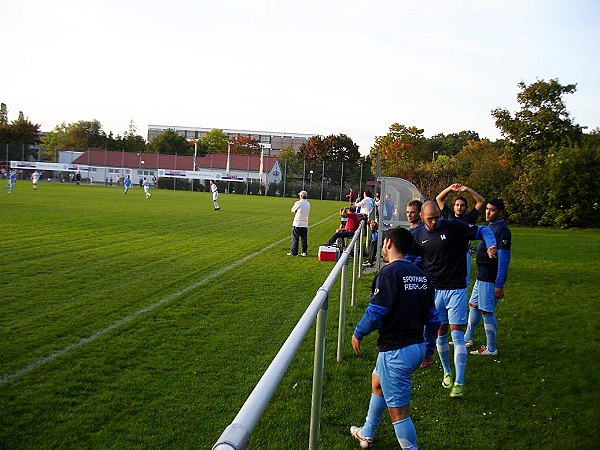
[350, 227, 440, 449]
[465, 199, 511, 356]
[123, 175, 132, 194]
[436, 183, 485, 224]
[410, 201, 496, 398]
[4, 169, 17, 193]
[436, 183, 486, 286]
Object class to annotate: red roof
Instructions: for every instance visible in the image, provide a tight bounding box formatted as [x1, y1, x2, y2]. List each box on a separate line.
[71, 150, 279, 172]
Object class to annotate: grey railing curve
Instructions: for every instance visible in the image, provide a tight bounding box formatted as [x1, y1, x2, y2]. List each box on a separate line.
[212, 220, 366, 450]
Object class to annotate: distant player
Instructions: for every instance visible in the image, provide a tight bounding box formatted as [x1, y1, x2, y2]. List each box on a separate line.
[4, 169, 17, 193]
[210, 181, 220, 210]
[123, 175, 132, 195]
[465, 199, 512, 356]
[31, 170, 40, 190]
[143, 177, 152, 198]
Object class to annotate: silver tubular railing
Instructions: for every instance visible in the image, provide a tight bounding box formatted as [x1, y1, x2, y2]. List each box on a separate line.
[212, 223, 365, 450]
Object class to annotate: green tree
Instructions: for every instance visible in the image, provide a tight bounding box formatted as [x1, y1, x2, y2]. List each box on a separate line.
[147, 129, 189, 155]
[491, 79, 596, 226]
[323, 134, 361, 162]
[492, 78, 583, 161]
[229, 135, 261, 155]
[298, 135, 325, 160]
[370, 123, 429, 178]
[0, 112, 40, 145]
[201, 129, 228, 154]
[40, 120, 108, 153]
[429, 130, 480, 157]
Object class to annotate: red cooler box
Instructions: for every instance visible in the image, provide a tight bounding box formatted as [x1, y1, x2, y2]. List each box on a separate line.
[318, 245, 340, 261]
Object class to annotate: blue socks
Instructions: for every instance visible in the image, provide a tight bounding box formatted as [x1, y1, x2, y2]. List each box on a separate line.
[393, 417, 418, 449]
[436, 333, 452, 375]
[483, 313, 498, 352]
[361, 393, 387, 438]
[464, 307, 482, 342]
[451, 329, 467, 385]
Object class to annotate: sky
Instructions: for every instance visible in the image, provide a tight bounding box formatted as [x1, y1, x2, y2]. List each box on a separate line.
[2, 0, 599, 154]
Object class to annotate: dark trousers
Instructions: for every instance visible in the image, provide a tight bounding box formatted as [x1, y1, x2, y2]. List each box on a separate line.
[291, 226, 308, 255]
[327, 229, 355, 246]
[367, 240, 377, 263]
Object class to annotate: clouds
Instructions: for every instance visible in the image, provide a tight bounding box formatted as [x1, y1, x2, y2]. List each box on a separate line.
[1, 0, 598, 152]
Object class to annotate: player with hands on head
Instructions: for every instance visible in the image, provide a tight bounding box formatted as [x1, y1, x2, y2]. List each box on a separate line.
[410, 200, 496, 399]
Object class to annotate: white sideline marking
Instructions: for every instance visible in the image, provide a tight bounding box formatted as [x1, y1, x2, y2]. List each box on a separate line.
[0, 214, 337, 385]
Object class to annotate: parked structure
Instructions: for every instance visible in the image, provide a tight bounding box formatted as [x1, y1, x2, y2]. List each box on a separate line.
[68, 150, 282, 186]
[147, 125, 315, 156]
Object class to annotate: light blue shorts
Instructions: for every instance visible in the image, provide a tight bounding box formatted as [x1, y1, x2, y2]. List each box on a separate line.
[373, 343, 425, 408]
[434, 288, 468, 326]
[468, 280, 497, 313]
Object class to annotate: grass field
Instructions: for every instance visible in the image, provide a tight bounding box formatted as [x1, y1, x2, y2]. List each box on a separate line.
[1, 182, 599, 449]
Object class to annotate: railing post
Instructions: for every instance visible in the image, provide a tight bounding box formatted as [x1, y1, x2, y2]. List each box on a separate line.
[336, 257, 349, 362]
[351, 241, 359, 307]
[309, 293, 328, 450]
[358, 222, 365, 278]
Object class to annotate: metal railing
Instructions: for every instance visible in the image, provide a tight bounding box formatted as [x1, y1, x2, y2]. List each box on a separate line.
[212, 223, 366, 450]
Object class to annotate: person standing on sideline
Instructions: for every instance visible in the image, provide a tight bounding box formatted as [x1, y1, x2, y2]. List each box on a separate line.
[404, 200, 424, 273]
[437, 183, 486, 286]
[210, 181, 220, 210]
[347, 186, 356, 204]
[362, 220, 379, 268]
[31, 170, 40, 190]
[356, 190, 375, 220]
[123, 175, 132, 195]
[288, 190, 310, 257]
[350, 227, 440, 450]
[410, 201, 497, 398]
[75, 171, 81, 186]
[382, 193, 395, 222]
[142, 177, 152, 198]
[465, 199, 512, 356]
[436, 183, 485, 223]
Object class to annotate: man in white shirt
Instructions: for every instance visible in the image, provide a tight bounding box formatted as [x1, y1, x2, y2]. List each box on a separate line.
[356, 190, 375, 219]
[210, 181, 220, 210]
[31, 170, 40, 190]
[288, 190, 310, 257]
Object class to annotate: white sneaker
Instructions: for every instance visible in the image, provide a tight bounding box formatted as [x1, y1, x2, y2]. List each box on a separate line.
[449, 339, 473, 348]
[470, 346, 497, 356]
[300, 252, 307, 257]
[350, 426, 373, 449]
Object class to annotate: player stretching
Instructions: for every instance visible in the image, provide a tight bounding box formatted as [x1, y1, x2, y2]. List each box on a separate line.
[465, 199, 512, 356]
[210, 181, 220, 210]
[411, 201, 496, 398]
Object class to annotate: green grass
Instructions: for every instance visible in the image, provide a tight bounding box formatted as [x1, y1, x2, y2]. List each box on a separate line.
[1, 182, 599, 449]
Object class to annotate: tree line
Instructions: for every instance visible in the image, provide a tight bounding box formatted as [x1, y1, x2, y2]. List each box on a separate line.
[368, 79, 599, 228]
[2, 78, 598, 227]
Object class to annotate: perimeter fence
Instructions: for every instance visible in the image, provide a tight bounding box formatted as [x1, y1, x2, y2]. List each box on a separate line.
[1, 144, 374, 201]
[212, 222, 366, 450]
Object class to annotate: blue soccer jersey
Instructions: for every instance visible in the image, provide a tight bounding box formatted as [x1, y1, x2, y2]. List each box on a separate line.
[441, 205, 480, 224]
[354, 259, 437, 352]
[411, 218, 496, 290]
[476, 219, 511, 287]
